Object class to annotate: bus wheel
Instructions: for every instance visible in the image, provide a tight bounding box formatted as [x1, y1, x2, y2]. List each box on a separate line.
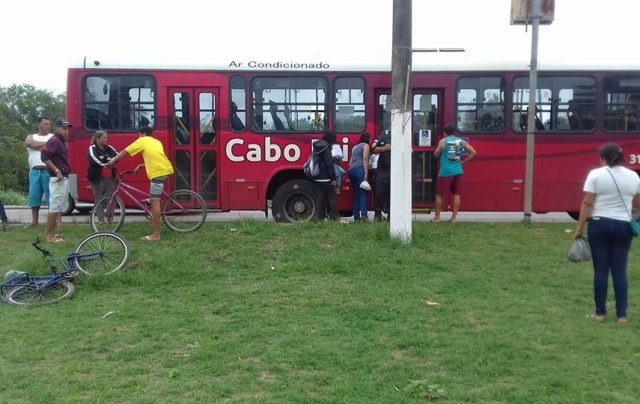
[567, 211, 579, 221]
[62, 194, 76, 216]
[272, 180, 325, 223]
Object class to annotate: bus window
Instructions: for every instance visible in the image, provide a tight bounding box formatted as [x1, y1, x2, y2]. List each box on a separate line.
[334, 77, 365, 132]
[230, 76, 246, 132]
[251, 76, 327, 132]
[199, 92, 216, 145]
[83, 75, 155, 131]
[456, 76, 505, 133]
[173, 92, 190, 145]
[513, 76, 595, 132]
[604, 75, 640, 132]
[413, 93, 438, 145]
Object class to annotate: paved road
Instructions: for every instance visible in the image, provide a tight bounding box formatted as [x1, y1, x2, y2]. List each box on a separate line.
[4, 206, 574, 225]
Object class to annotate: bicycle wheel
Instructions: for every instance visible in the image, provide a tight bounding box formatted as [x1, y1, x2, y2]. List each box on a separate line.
[5, 281, 75, 306]
[162, 190, 207, 232]
[72, 232, 130, 275]
[90, 195, 126, 233]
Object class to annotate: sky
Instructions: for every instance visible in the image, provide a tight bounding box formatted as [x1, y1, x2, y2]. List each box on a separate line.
[1, 0, 638, 94]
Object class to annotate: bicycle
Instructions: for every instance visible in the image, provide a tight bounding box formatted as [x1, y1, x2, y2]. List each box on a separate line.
[90, 169, 207, 233]
[1, 232, 130, 306]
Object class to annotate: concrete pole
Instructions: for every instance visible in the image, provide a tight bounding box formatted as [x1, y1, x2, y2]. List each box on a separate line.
[390, 0, 412, 243]
[523, 0, 541, 222]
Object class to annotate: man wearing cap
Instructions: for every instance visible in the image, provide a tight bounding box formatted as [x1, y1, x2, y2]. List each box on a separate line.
[24, 117, 54, 227]
[40, 118, 72, 243]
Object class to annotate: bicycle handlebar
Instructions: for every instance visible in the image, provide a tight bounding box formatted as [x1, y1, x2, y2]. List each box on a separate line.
[32, 238, 52, 256]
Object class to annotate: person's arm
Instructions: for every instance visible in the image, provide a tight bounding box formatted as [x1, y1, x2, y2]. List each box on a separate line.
[433, 139, 445, 159]
[574, 192, 596, 240]
[24, 134, 47, 150]
[362, 144, 370, 178]
[108, 150, 130, 166]
[461, 141, 477, 164]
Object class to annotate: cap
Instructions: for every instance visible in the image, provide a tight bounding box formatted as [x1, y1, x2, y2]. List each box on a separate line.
[56, 118, 72, 128]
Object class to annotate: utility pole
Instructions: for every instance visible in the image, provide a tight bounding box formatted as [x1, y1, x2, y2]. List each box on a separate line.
[523, 0, 541, 222]
[390, 0, 412, 243]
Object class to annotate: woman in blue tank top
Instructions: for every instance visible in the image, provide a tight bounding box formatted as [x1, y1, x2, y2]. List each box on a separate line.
[349, 133, 371, 221]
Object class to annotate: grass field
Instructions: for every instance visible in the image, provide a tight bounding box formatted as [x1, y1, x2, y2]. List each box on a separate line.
[1, 221, 639, 402]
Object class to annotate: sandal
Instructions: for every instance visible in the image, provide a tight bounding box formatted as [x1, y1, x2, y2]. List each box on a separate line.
[588, 314, 606, 322]
[141, 235, 160, 242]
[47, 237, 65, 243]
[617, 317, 628, 325]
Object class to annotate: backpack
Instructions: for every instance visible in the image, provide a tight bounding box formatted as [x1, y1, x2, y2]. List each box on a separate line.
[303, 146, 328, 179]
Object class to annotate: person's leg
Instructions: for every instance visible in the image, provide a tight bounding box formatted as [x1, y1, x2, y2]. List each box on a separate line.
[144, 177, 168, 240]
[45, 179, 66, 242]
[150, 200, 162, 240]
[348, 169, 360, 219]
[0, 198, 8, 230]
[374, 171, 386, 220]
[91, 180, 106, 222]
[587, 218, 610, 317]
[449, 175, 463, 223]
[609, 220, 632, 320]
[27, 168, 41, 226]
[41, 171, 51, 207]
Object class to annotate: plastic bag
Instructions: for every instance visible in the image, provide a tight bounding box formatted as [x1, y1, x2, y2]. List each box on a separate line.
[568, 238, 591, 263]
[360, 180, 371, 191]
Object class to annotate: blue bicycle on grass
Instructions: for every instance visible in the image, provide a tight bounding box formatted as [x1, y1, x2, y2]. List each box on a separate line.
[1, 232, 130, 306]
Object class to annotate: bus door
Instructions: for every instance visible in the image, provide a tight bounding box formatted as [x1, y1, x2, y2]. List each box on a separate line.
[169, 87, 220, 208]
[374, 90, 441, 206]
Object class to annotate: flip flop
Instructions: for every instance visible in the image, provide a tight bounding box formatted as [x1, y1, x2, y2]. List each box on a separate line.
[141, 235, 160, 241]
[47, 237, 65, 243]
[587, 314, 605, 322]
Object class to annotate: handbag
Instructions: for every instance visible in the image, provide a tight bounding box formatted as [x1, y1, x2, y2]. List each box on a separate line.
[606, 169, 639, 238]
[360, 180, 371, 191]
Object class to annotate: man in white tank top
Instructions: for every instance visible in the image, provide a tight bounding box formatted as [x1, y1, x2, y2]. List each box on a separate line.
[24, 117, 54, 227]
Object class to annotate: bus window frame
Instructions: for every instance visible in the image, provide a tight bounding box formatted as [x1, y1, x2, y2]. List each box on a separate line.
[229, 75, 247, 133]
[455, 74, 507, 135]
[81, 73, 157, 133]
[249, 75, 329, 135]
[511, 73, 598, 135]
[333, 75, 367, 134]
[602, 73, 640, 134]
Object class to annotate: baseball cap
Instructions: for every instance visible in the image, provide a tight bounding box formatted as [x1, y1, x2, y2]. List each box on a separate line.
[56, 118, 72, 128]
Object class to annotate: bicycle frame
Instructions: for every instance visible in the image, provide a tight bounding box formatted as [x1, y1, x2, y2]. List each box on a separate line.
[108, 170, 189, 214]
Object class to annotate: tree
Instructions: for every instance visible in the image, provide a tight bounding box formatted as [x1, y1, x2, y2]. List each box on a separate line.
[0, 84, 66, 191]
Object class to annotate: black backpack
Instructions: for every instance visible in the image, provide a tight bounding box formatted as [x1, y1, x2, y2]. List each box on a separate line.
[303, 145, 328, 179]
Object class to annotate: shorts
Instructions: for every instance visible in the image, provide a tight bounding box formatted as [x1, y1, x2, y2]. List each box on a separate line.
[28, 167, 51, 208]
[436, 175, 463, 196]
[48, 177, 69, 213]
[150, 176, 169, 200]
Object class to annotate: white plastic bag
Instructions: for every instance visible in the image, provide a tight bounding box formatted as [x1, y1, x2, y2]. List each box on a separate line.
[360, 180, 371, 191]
[568, 237, 591, 263]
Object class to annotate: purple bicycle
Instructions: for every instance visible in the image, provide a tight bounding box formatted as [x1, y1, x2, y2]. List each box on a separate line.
[89, 169, 207, 233]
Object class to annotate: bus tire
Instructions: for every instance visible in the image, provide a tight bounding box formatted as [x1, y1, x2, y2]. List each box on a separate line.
[271, 180, 325, 223]
[62, 194, 76, 216]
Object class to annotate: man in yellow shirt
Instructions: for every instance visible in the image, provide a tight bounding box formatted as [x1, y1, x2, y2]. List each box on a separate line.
[109, 126, 174, 241]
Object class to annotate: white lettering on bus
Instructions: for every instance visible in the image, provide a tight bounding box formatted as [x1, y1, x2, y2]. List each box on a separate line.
[341, 136, 349, 162]
[225, 137, 302, 163]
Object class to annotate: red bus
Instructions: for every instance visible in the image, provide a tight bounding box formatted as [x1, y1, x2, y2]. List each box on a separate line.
[64, 62, 640, 221]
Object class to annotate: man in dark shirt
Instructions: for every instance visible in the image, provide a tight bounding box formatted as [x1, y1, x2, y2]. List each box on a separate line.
[41, 118, 72, 243]
[372, 130, 391, 221]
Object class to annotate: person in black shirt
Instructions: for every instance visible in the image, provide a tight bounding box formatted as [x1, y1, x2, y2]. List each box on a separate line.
[371, 131, 391, 221]
[87, 130, 118, 223]
[312, 131, 338, 219]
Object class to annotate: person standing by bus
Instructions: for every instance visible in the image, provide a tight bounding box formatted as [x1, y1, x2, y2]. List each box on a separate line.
[108, 126, 174, 241]
[0, 197, 9, 230]
[574, 143, 640, 324]
[372, 130, 391, 221]
[87, 130, 118, 224]
[24, 117, 54, 227]
[40, 118, 72, 243]
[433, 125, 477, 223]
[312, 130, 338, 220]
[349, 133, 371, 221]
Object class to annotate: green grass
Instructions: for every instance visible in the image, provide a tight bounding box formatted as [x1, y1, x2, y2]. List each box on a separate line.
[1, 221, 639, 402]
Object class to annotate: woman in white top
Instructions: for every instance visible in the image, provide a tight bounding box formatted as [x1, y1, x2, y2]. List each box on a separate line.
[574, 143, 640, 324]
